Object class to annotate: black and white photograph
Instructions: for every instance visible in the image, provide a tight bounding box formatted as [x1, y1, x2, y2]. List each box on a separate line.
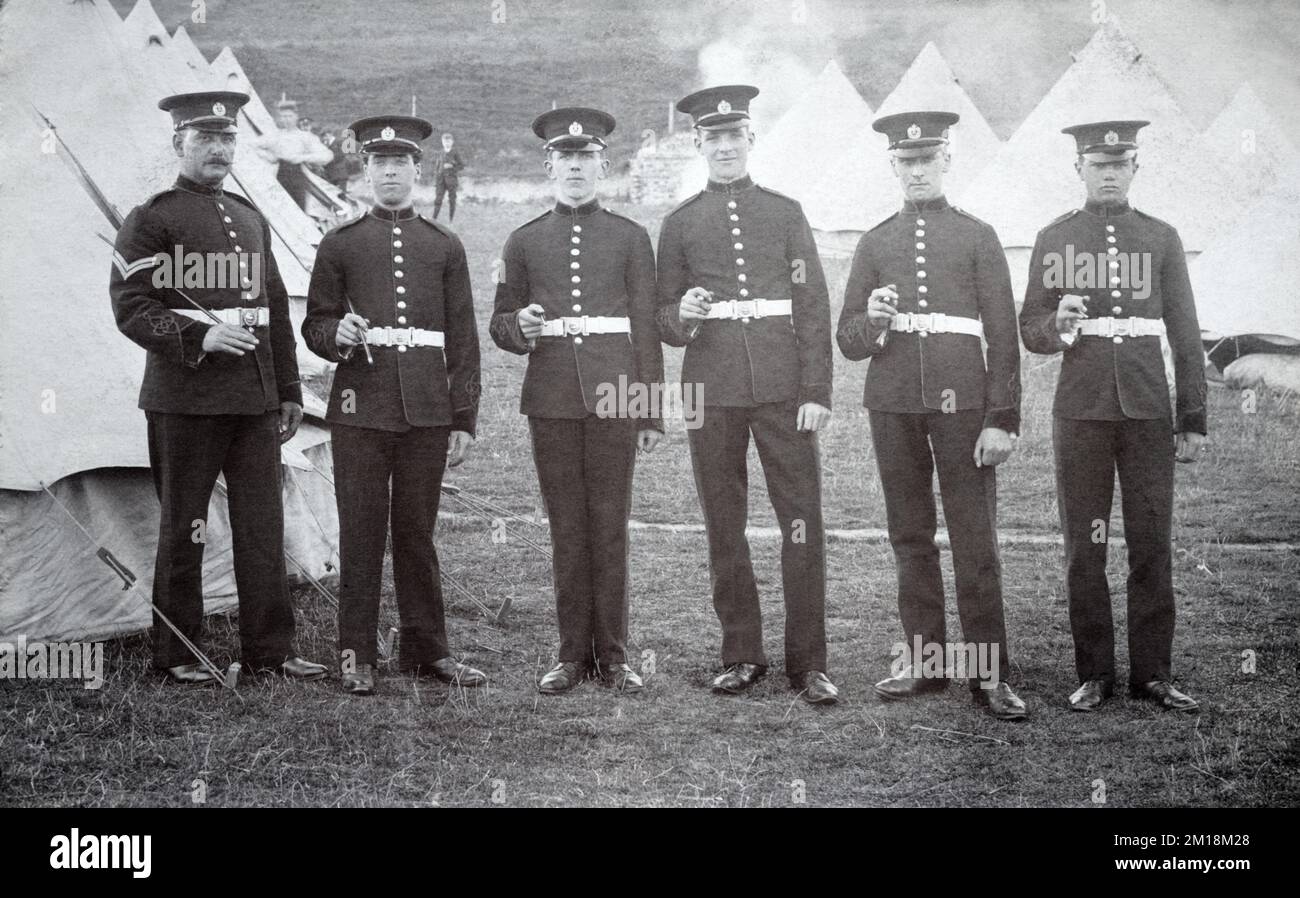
[0, 0, 1296, 837]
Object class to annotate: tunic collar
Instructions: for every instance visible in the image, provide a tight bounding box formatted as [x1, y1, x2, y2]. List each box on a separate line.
[901, 195, 949, 214]
[706, 174, 754, 194]
[553, 198, 601, 216]
[1083, 199, 1133, 217]
[174, 173, 225, 196]
[368, 204, 419, 222]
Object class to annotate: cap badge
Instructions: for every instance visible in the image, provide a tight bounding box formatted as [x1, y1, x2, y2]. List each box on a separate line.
[212, 102, 226, 116]
[568, 121, 583, 136]
[907, 123, 922, 140]
[717, 100, 732, 115]
[1104, 130, 1119, 145]
[381, 126, 396, 141]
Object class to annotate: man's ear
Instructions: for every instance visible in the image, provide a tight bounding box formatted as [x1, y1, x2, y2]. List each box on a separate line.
[1074, 157, 1084, 181]
[941, 150, 952, 173]
[597, 155, 611, 179]
[172, 131, 185, 158]
[746, 130, 756, 148]
[543, 153, 556, 179]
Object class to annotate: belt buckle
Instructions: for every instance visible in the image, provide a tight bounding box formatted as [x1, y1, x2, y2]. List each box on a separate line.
[1112, 317, 1132, 337]
[733, 299, 756, 319]
[239, 308, 260, 328]
[391, 327, 410, 346]
[895, 312, 913, 333]
[564, 316, 586, 336]
[912, 312, 933, 333]
[1094, 317, 1112, 338]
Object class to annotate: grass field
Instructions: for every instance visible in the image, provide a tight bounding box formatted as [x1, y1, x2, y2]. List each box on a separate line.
[2, 197, 1297, 807]
[2, 533, 1296, 807]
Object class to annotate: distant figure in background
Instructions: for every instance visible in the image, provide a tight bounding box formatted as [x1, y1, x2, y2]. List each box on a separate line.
[432, 132, 464, 221]
[255, 95, 333, 211]
[319, 128, 356, 197]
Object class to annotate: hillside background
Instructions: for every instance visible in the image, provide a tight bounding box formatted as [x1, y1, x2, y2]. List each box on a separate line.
[110, 0, 1300, 178]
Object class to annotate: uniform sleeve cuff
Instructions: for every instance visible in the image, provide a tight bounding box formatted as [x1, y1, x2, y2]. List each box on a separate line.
[452, 410, 478, 438]
[1176, 412, 1207, 436]
[983, 409, 1020, 435]
[799, 385, 832, 409]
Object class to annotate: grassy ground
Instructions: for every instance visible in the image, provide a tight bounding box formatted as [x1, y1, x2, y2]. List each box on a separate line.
[2, 531, 1296, 807]
[4, 197, 1296, 807]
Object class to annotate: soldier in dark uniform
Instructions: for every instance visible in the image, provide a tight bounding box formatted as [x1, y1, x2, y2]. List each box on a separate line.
[1019, 120, 1206, 713]
[490, 108, 663, 695]
[432, 133, 464, 222]
[110, 91, 326, 684]
[836, 111, 1027, 720]
[301, 115, 486, 696]
[656, 85, 838, 705]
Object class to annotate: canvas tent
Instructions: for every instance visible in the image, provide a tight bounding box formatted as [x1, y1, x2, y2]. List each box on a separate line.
[0, 0, 339, 644]
[1143, 83, 1300, 254]
[747, 60, 883, 255]
[873, 42, 1002, 200]
[964, 18, 1202, 302]
[967, 18, 1203, 248]
[1190, 189, 1300, 347]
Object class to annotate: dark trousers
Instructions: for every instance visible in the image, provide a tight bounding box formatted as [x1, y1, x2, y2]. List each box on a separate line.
[529, 416, 637, 666]
[276, 162, 309, 212]
[868, 409, 1010, 686]
[433, 181, 457, 220]
[332, 423, 451, 669]
[686, 401, 827, 674]
[146, 411, 294, 669]
[1054, 416, 1176, 685]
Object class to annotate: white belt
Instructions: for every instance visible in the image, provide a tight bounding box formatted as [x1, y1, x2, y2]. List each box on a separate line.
[171, 307, 269, 327]
[538, 316, 631, 337]
[704, 298, 792, 320]
[1076, 317, 1166, 338]
[889, 312, 983, 337]
[364, 327, 445, 348]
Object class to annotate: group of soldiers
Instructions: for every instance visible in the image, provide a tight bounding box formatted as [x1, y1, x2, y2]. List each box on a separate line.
[110, 84, 1206, 719]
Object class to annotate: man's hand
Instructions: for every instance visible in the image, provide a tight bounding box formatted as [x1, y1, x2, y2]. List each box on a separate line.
[447, 430, 474, 467]
[866, 284, 899, 328]
[1056, 294, 1089, 335]
[202, 323, 259, 356]
[678, 287, 713, 323]
[637, 429, 661, 453]
[516, 304, 546, 341]
[335, 312, 369, 348]
[973, 427, 1015, 468]
[1175, 431, 1206, 463]
[796, 402, 831, 433]
[279, 401, 303, 444]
